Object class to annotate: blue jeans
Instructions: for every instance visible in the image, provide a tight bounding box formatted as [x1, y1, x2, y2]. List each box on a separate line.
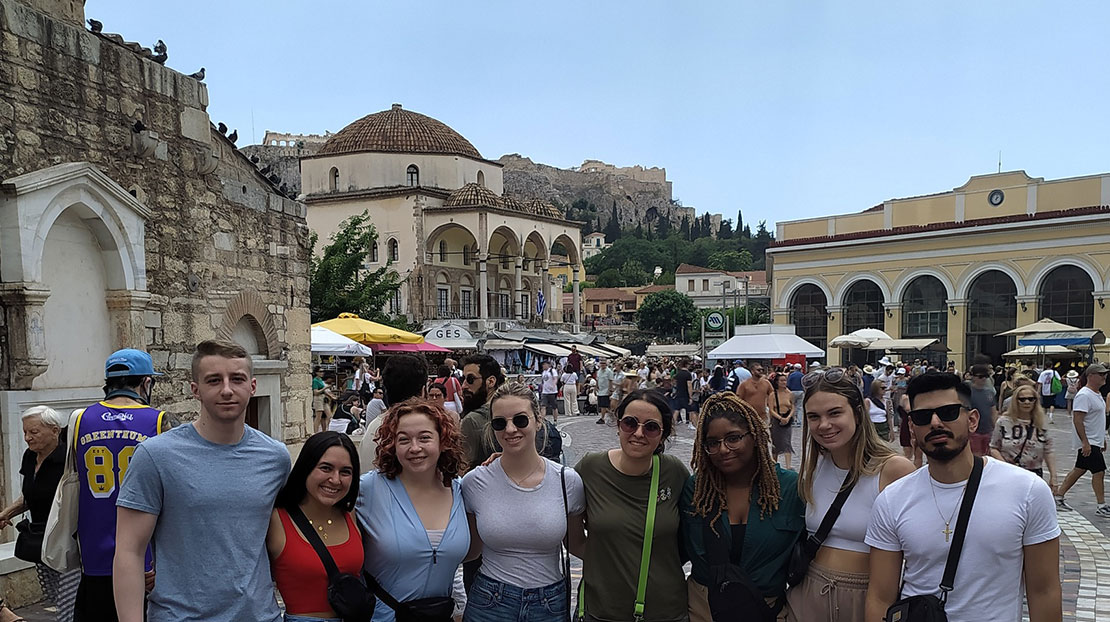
[284, 615, 342, 622]
[463, 573, 568, 622]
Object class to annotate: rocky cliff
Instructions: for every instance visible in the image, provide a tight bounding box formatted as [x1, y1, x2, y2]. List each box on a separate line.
[497, 154, 720, 234]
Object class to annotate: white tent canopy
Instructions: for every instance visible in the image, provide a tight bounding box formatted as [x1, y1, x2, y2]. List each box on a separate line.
[866, 338, 945, 351]
[646, 344, 701, 358]
[311, 325, 373, 356]
[1003, 345, 1080, 358]
[708, 334, 824, 360]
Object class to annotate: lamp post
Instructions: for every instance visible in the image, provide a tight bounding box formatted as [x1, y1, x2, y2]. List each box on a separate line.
[721, 281, 732, 338]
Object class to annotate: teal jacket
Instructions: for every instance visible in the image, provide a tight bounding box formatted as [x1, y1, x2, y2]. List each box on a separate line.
[679, 465, 805, 597]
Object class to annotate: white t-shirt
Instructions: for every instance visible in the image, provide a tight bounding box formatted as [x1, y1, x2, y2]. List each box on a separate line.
[560, 372, 578, 387]
[1037, 369, 1058, 396]
[866, 459, 1060, 622]
[1071, 386, 1107, 447]
[541, 369, 559, 394]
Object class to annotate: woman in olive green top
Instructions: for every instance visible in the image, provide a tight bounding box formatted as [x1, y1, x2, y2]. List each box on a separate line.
[574, 389, 690, 622]
[680, 392, 805, 622]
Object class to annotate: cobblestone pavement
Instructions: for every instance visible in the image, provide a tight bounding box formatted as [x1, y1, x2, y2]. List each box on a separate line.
[16, 409, 1106, 620]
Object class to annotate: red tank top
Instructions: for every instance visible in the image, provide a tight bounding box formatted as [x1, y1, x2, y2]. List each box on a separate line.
[273, 508, 365, 614]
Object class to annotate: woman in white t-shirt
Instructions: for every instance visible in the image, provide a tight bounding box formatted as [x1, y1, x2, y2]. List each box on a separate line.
[462, 382, 586, 622]
[789, 368, 915, 621]
[560, 366, 579, 417]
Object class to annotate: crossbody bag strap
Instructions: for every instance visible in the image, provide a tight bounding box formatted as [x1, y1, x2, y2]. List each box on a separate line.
[561, 466, 572, 621]
[807, 469, 856, 553]
[938, 457, 984, 598]
[286, 506, 341, 580]
[365, 573, 407, 612]
[633, 454, 660, 622]
[700, 520, 777, 618]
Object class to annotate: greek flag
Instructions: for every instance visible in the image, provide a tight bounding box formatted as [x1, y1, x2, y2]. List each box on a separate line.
[537, 290, 547, 315]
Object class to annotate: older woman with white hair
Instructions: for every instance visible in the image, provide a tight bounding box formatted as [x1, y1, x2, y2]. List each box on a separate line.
[0, 406, 80, 622]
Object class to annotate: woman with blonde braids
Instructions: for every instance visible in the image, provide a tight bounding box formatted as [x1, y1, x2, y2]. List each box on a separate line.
[786, 368, 915, 621]
[680, 392, 805, 622]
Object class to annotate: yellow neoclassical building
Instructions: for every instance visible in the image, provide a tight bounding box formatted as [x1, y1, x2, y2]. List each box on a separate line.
[301, 104, 583, 330]
[768, 170, 1110, 368]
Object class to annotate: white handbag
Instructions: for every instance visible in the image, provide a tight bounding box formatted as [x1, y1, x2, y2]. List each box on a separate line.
[42, 409, 82, 572]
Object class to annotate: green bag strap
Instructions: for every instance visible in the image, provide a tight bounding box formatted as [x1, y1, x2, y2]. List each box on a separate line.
[576, 454, 661, 622]
[634, 454, 661, 621]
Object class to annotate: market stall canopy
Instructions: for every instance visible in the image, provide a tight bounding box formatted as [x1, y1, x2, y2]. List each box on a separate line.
[482, 339, 526, 350]
[373, 342, 450, 353]
[313, 313, 423, 345]
[646, 344, 701, 358]
[524, 343, 573, 357]
[866, 338, 947, 352]
[828, 335, 871, 348]
[1018, 330, 1106, 348]
[560, 343, 616, 359]
[707, 334, 824, 360]
[310, 326, 373, 356]
[997, 318, 1079, 336]
[1003, 345, 1081, 358]
[850, 328, 892, 340]
[595, 343, 632, 357]
[422, 323, 479, 350]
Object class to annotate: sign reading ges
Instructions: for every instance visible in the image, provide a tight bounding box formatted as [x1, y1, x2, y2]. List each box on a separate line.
[431, 325, 473, 341]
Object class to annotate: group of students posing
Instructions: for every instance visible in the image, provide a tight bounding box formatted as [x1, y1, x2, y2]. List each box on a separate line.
[27, 339, 1065, 622]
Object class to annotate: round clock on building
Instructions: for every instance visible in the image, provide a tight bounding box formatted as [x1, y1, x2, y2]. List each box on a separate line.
[988, 189, 1005, 206]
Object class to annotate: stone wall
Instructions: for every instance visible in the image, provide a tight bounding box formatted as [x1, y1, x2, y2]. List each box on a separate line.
[0, 0, 313, 438]
[579, 159, 670, 190]
[240, 131, 329, 196]
[498, 154, 719, 234]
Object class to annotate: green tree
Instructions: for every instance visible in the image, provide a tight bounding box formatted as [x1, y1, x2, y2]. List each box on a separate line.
[655, 215, 671, 238]
[737, 209, 745, 240]
[680, 215, 690, 240]
[604, 202, 621, 242]
[654, 271, 675, 285]
[707, 249, 753, 271]
[619, 259, 652, 287]
[309, 211, 403, 324]
[718, 218, 733, 239]
[596, 268, 623, 288]
[636, 289, 698, 338]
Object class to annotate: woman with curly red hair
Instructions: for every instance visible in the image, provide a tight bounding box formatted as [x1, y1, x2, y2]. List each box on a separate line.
[355, 398, 470, 622]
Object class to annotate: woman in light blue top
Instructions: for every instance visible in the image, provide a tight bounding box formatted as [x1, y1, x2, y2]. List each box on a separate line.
[356, 398, 470, 622]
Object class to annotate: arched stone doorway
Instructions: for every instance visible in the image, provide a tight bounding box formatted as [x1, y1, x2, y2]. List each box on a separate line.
[790, 284, 828, 355]
[966, 270, 1017, 365]
[902, 276, 948, 366]
[1038, 265, 1094, 328]
[841, 279, 884, 366]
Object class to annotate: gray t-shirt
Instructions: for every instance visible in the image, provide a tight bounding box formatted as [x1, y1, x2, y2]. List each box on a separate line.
[117, 423, 291, 622]
[968, 384, 997, 436]
[461, 457, 585, 588]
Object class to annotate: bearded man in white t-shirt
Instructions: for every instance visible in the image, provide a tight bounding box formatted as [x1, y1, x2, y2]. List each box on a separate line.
[1054, 363, 1110, 516]
[865, 372, 1061, 622]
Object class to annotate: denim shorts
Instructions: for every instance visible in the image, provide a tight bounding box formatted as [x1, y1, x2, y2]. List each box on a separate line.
[284, 615, 342, 622]
[463, 573, 568, 622]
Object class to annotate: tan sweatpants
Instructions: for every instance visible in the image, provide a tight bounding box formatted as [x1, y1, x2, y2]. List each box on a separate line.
[687, 576, 794, 622]
[784, 560, 868, 622]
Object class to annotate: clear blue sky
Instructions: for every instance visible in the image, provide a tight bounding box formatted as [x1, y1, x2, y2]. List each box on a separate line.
[88, 1, 1110, 229]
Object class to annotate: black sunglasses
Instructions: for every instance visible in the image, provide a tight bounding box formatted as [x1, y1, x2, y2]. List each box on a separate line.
[491, 414, 531, 431]
[619, 416, 662, 438]
[1016, 396, 1037, 403]
[908, 403, 964, 426]
[464, 374, 482, 385]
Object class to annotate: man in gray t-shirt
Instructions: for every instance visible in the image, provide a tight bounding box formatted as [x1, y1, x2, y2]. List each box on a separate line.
[114, 340, 291, 622]
[967, 365, 997, 457]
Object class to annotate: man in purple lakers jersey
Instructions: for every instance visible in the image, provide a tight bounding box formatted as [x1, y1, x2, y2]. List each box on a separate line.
[73, 349, 169, 621]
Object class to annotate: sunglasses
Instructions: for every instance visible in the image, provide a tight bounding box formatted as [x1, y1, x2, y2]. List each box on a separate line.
[972, 374, 989, 379]
[619, 416, 663, 438]
[703, 431, 751, 455]
[491, 414, 532, 431]
[1016, 396, 1037, 403]
[802, 367, 845, 389]
[907, 403, 964, 426]
[464, 374, 481, 385]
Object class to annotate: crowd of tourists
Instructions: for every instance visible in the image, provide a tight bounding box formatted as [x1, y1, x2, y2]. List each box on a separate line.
[4, 339, 1095, 622]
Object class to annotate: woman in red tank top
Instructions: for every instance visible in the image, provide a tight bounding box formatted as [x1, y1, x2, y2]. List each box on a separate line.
[266, 431, 365, 621]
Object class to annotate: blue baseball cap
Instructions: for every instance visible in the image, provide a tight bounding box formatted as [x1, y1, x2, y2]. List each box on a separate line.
[105, 349, 163, 378]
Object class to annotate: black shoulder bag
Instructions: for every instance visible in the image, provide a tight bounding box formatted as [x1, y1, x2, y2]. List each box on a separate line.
[884, 457, 984, 622]
[287, 507, 375, 622]
[786, 470, 855, 587]
[701, 520, 782, 622]
[366, 568, 454, 622]
[560, 466, 572, 621]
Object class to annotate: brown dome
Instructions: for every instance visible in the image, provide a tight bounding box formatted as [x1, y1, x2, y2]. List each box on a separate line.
[317, 104, 482, 159]
[445, 183, 501, 208]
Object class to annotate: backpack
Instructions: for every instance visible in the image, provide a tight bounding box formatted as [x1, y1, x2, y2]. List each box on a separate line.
[536, 419, 563, 462]
[1050, 372, 1062, 395]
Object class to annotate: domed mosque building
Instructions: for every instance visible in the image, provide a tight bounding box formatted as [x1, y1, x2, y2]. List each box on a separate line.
[301, 104, 584, 331]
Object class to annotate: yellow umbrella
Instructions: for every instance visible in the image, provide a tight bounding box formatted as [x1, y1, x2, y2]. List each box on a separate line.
[313, 313, 424, 345]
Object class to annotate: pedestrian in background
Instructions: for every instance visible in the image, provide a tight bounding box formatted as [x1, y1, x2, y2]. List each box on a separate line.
[991, 384, 1058, 492]
[559, 365, 580, 418]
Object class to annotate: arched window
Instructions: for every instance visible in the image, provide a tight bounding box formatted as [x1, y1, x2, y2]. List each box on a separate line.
[407, 165, 419, 187]
[370, 241, 379, 263]
[477, 170, 485, 187]
[388, 238, 399, 262]
[329, 167, 339, 191]
[902, 276, 948, 365]
[439, 240, 448, 262]
[842, 280, 884, 334]
[1039, 265, 1094, 328]
[790, 284, 828, 354]
[462, 245, 471, 265]
[967, 270, 1017, 364]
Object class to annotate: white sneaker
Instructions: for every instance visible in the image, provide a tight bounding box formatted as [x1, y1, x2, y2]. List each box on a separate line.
[1096, 505, 1110, 519]
[687, 422, 696, 431]
[1056, 497, 1074, 512]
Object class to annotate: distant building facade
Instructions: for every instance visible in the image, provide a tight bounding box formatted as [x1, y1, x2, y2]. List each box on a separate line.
[675, 264, 770, 310]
